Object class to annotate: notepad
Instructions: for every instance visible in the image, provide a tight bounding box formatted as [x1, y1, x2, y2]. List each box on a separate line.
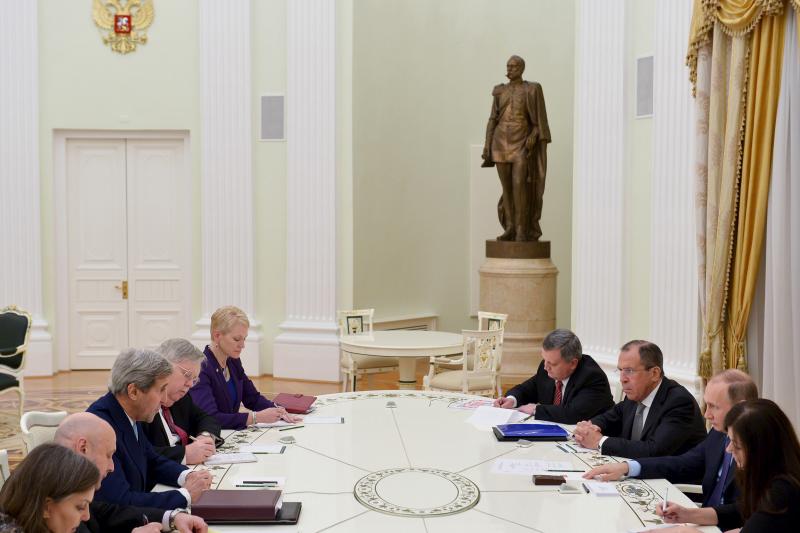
[583, 480, 620, 497]
[205, 452, 258, 465]
[238, 444, 286, 454]
[466, 406, 526, 430]
[627, 523, 682, 533]
[491, 459, 576, 476]
[302, 416, 344, 424]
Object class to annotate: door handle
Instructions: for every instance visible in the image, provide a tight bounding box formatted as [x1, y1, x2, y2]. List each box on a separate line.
[114, 280, 129, 299]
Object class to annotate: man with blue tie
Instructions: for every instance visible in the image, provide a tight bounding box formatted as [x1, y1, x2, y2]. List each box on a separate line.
[584, 369, 758, 531]
[87, 348, 212, 509]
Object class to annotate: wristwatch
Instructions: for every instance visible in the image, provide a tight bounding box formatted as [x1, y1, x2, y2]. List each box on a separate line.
[168, 508, 190, 531]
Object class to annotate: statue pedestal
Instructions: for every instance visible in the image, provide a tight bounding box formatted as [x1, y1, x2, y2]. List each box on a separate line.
[479, 241, 558, 388]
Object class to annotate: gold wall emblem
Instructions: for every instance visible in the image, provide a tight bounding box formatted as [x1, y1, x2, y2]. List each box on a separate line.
[93, 0, 154, 54]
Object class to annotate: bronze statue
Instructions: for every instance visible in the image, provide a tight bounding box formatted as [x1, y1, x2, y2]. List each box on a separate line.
[482, 55, 551, 241]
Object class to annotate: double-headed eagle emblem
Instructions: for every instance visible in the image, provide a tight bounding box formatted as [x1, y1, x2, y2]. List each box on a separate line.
[93, 0, 154, 54]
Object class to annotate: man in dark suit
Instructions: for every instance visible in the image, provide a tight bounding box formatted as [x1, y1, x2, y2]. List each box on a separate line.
[142, 339, 220, 464]
[573, 340, 706, 458]
[584, 369, 757, 531]
[54, 412, 208, 533]
[493, 329, 614, 423]
[87, 347, 212, 509]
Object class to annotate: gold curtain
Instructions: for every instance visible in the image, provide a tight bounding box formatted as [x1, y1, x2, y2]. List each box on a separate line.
[688, 0, 789, 377]
[696, 28, 749, 378]
[725, 12, 786, 370]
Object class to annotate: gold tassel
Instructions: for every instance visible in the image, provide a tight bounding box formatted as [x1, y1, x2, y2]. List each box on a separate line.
[735, 341, 748, 372]
[699, 348, 713, 379]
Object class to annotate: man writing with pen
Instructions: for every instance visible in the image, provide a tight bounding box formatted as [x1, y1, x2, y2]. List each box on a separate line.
[494, 329, 614, 423]
[142, 339, 222, 464]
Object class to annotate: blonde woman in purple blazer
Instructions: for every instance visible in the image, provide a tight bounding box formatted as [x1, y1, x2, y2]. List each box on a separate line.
[189, 306, 300, 429]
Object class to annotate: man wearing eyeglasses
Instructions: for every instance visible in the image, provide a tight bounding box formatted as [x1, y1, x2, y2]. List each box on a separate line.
[142, 338, 221, 464]
[572, 340, 706, 459]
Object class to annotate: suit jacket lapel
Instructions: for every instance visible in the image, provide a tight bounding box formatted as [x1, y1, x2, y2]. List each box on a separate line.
[622, 399, 637, 438]
[107, 394, 147, 483]
[640, 380, 670, 438]
[205, 349, 234, 412]
[562, 359, 585, 405]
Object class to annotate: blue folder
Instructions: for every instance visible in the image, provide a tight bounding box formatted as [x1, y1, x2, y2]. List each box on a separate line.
[492, 423, 569, 442]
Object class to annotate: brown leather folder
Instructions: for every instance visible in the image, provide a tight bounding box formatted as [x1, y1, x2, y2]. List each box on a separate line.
[274, 393, 317, 414]
[192, 489, 293, 523]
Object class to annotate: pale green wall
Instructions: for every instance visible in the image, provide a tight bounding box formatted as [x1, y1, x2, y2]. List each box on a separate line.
[38, 0, 202, 358]
[623, 0, 654, 340]
[353, 0, 575, 332]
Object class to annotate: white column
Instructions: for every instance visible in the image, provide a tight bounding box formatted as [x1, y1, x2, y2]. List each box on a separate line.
[194, 0, 261, 375]
[0, 3, 53, 376]
[572, 0, 626, 372]
[273, 0, 339, 381]
[650, 0, 701, 396]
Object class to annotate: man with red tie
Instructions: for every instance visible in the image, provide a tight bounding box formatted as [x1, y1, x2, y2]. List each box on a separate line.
[142, 338, 221, 464]
[493, 329, 614, 424]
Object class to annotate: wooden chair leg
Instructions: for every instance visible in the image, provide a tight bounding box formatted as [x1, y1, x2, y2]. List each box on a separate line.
[17, 389, 24, 420]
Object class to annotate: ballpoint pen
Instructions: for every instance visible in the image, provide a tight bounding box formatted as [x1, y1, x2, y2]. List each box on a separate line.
[663, 487, 669, 512]
[279, 425, 304, 431]
[546, 469, 585, 472]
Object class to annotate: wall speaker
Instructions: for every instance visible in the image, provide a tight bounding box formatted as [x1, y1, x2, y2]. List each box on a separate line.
[636, 56, 654, 118]
[260, 95, 285, 141]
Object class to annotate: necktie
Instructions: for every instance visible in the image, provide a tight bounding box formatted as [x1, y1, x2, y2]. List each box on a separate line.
[706, 438, 733, 507]
[631, 402, 646, 440]
[553, 380, 563, 406]
[162, 407, 189, 446]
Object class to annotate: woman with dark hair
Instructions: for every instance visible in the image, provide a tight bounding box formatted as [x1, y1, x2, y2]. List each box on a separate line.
[0, 443, 100, 533]
[658, 398, 800, 532]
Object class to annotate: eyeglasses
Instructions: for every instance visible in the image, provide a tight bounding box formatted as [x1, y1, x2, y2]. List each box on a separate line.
[614, 367, 652, 377]
[175, 363, 200, 386]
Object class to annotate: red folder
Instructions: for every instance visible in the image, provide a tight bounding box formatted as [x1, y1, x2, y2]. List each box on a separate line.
[192, 489, 282, 522]
[274, 393, 316, 414]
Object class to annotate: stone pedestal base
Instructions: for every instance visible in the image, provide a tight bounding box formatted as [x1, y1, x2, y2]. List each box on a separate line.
[479, 250, 558, 386]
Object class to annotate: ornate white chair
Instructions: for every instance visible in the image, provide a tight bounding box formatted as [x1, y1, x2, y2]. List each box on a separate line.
[433, 311, 508, 374]
[0, 450, 9, 489]
[20, 410, 68, 453]
[423, 328, 503, 397]
[337, 309, 398, 392]
[0, 305, 32, 418]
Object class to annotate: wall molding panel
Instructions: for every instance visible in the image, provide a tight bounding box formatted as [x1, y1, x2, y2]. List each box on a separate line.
[273, 0, 340, 381]
[651, 0, 701, 396]
[572, 0, 626, 373]
[0, 3, 53, 376]
[195, 0, 262, 375]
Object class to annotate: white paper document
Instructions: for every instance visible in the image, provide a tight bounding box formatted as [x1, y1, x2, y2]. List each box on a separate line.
[491, 458, 579, 476]
[627, 523, 683, 532]
[466, 406, 526, 430]
[256, 420, 293, 428]
[448, 399, 495, 410]
[303, 416, 344, 424]
[204, 452, 258, 465]
[583, 480, 620, 497]
[238, 444, 286, 454]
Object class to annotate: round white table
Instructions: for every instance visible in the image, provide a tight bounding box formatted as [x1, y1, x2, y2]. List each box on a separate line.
[339, 330, 463, 389]
[196, 391, 721, 533]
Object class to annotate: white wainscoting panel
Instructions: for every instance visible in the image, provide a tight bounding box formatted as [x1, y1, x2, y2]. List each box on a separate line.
[651, 0, 701, 397]
[273, 0, 340, 381]
[572, 0, 626, 372]
[0, 3, 53, 375]
[196, 0, 262, 375]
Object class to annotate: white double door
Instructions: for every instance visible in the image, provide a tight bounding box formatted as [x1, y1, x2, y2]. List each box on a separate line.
[66, 136, 192, 369]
